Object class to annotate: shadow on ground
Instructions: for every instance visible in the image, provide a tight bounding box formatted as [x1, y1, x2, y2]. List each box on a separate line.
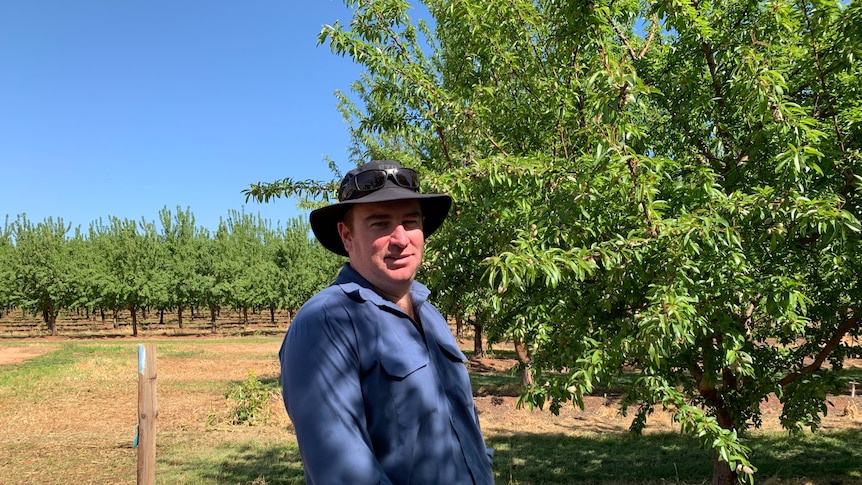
[163, 428, 861, 485]
[487, 429, 862, 484]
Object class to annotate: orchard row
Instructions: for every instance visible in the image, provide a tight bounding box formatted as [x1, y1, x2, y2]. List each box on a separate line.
[0, 207, 343, 336]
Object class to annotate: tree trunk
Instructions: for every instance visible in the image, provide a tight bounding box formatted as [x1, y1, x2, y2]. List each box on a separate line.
[712, 448, 737, 485]
[112, 308, 119, 329]
[697, 371, 740, 485]
[455, 315, 463, 338]
[473, 319, 485, 358]
[159, 309, 164, 325]
[48, 310, 57, 336]
[242, 307, 249, 325]
[177, 306, 184, 329]
[513, 338, 535, 386]
[43, 307, 58, 336]
[210, 306, 217, 333]
[130, 306, 138, 337]
[100, 308, 106, 323]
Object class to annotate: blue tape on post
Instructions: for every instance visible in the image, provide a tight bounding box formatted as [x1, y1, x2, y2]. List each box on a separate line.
[138, 344, 145, 374]
[136, 345, 143, 448]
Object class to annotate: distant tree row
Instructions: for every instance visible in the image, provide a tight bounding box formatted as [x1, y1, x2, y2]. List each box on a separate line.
[0, 207, 343, 336]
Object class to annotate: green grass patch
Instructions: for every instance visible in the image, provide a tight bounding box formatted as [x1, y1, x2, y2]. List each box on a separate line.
[841, 367, 862, 386]
[749, 429, 862, 478]
[472, 371, 523, 397]
[490, 429, 862, 484]
[158, 347, 208, 359]
[0, 344, 84, 387]
[152, 428, 862, 484]
[157, 434, 305, 485]
[490, 432, 712, 484]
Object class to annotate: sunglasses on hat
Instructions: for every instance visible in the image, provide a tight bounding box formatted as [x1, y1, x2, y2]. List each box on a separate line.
[339, 167, 421, 201]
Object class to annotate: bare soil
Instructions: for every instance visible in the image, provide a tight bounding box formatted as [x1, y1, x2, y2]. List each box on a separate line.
[0, 344, 58, 364]
[462, 340, 862, 436]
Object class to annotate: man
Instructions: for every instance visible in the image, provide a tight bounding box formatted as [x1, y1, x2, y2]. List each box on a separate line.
[279, 160, 494, 484]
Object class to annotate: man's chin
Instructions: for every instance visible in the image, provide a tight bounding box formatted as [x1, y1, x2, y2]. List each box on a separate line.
[385, 266, 418, 280]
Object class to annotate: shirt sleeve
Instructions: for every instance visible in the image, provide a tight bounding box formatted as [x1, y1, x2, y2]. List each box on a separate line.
[280, 296, 392, 485]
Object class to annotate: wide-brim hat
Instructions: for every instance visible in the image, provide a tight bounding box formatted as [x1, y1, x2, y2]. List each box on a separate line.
[310, 160, 452, 256]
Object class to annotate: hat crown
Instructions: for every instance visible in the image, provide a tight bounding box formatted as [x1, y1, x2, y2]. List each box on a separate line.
[311, 160, 452, 256]
[338, 160, 419, 202]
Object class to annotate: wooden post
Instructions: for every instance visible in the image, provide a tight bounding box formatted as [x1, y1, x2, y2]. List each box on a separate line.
[850, 380, 858, 399]
[137, 344, 158, 485]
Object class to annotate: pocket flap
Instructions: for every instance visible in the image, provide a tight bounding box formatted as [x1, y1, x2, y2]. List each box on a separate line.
[379, 344, 429, 379]
[436, 338, 468, 363]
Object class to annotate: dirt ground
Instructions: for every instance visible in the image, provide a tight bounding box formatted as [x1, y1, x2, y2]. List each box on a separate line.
[0, 344, 58, 364]
[462, 340, 862, 436]
[0, 336, 859, 438]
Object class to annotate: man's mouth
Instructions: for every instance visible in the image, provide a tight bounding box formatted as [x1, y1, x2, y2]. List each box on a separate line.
[386, 253, 411, 263]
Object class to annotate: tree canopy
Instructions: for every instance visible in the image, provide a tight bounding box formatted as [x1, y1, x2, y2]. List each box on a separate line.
[248, 1, 861, 483]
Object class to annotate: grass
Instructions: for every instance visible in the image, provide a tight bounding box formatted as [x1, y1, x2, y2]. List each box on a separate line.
[1, 338, 861, 485]
[156, 431, 305, 484]
[490, 432, 713, 484]
[749, 430, 862, 478]
[490, 429, 862, 484]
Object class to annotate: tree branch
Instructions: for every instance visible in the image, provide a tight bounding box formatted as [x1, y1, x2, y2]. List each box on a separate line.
[780, 313, 861, 386]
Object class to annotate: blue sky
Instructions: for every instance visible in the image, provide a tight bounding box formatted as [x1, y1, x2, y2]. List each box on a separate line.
[0, 1, 374, 233]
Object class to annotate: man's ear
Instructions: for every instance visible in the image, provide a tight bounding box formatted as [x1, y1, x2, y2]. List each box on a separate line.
[337, 222, 352, 254]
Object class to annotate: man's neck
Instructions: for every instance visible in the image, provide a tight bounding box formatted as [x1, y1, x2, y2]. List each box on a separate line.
[346, 263, 416, 316]
[377, 288, 414, 319]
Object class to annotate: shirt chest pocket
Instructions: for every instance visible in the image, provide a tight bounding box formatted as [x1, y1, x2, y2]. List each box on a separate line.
[378, 343, 438, 428]
[433, 338, 476, 408]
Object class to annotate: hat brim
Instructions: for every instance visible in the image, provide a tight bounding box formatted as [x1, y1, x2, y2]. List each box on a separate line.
[310, 186, 452, 257]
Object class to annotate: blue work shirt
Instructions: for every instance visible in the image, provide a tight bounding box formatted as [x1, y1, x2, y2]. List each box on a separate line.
[280, 264, 494, 485]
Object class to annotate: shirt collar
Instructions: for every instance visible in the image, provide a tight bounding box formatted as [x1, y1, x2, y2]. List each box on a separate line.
[334, 263, 431, 311]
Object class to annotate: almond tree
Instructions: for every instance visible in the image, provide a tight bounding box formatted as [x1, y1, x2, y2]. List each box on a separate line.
[200, 221, 232, 331]
[0, 218, 13, 318]
[158, 206, 208, 328]
[66, 226, 99, 319]
[219, 210, 278, 326]
[250, 1, 862, 483]
[8, 216, 75, 335]
[275, 217, 344, 319]
[89, 217, 160, 336]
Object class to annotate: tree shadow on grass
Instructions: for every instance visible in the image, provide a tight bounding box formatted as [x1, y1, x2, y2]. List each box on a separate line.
[487, 429, 862, 485]
[166, 428, 862, 485]
[172, 439, 306, 485]
[489, 432, 711, 484]
[749, 430, 862, 480]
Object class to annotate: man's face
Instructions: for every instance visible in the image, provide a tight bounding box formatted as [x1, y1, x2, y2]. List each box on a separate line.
[337, 199, 424, 300]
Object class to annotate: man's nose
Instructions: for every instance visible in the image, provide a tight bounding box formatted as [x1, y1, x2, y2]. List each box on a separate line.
[390, 224, 410, 246]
